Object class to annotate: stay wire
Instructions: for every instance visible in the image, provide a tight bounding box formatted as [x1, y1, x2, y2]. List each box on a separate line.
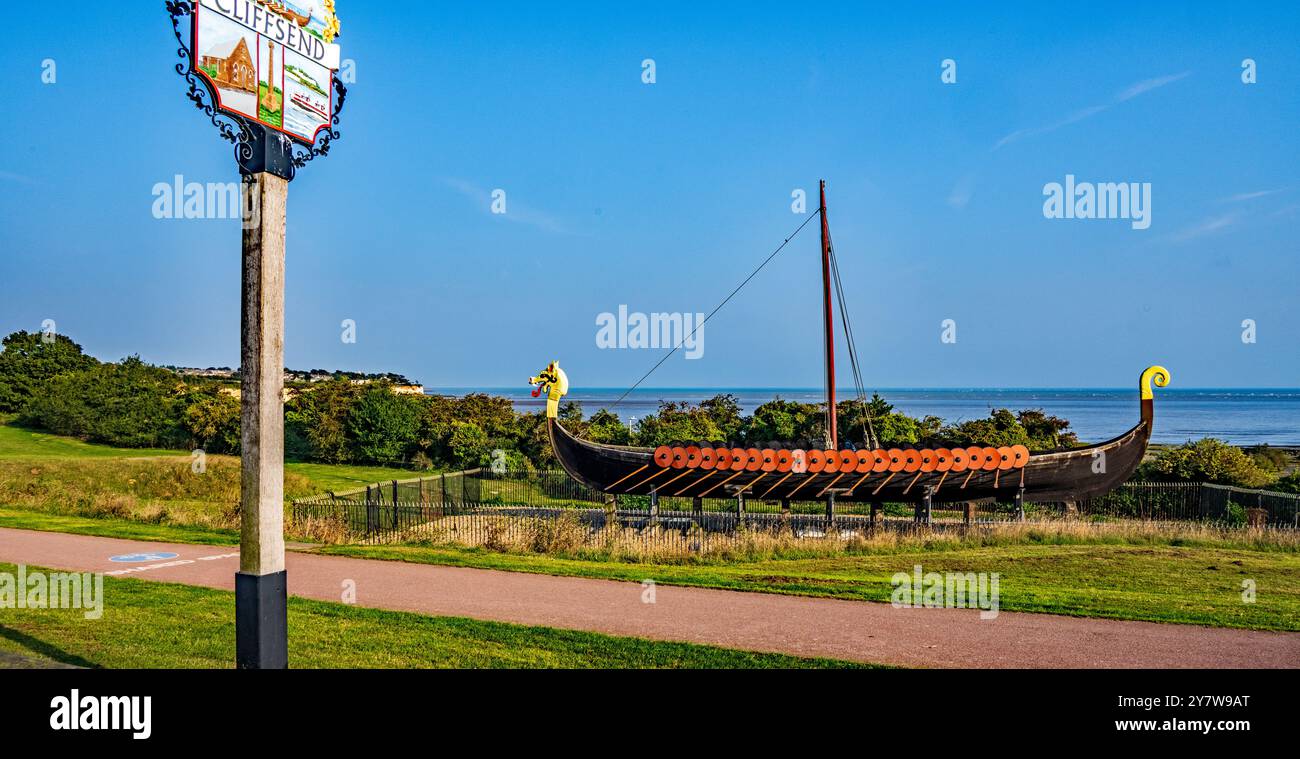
[610, 211, 822, 410]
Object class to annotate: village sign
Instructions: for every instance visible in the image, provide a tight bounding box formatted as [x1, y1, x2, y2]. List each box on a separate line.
[168, 0, 345, 180]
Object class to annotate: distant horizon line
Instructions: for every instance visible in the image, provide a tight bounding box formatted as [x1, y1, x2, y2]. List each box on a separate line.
[428, 386, 1300, 393]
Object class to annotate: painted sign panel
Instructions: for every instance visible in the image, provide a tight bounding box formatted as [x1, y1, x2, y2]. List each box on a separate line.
[194, 0, 341, 145]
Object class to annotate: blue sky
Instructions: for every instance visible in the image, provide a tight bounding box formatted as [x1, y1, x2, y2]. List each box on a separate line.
[1, 2, 1297, 390]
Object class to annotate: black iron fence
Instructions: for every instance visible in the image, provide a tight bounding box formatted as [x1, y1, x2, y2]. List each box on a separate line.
[1072, 481, 1299, 525]
[291, 470, 1300, 545]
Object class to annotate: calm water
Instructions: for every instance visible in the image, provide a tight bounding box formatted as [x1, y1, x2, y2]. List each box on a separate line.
[430, 387, 1300, 446]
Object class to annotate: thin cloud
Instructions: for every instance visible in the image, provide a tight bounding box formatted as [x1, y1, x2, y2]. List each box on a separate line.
[1116, 71, 1191, 101]
[0, 170, 36, 185]
[1168, 212, 1241, 243]
[1219, 188, 1286, 203]
[994, 71, 1190, 150]
[947, 173, 975, 209]
[442, 177, 572, 235]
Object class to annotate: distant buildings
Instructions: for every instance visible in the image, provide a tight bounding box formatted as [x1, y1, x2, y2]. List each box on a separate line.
[170, 366, 424, 397]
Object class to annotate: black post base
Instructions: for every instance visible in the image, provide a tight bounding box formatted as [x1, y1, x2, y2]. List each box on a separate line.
[235, 571, 288, 669]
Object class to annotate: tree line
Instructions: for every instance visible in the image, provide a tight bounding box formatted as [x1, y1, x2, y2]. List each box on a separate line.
[0, 330, 1295, 491]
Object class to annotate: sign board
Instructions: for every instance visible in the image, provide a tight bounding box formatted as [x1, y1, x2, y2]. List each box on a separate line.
[190, 0, 342, 146]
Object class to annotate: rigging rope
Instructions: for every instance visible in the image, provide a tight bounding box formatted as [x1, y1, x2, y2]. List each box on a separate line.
[825, 223, 880, 449]
[610, 211, 822, 411]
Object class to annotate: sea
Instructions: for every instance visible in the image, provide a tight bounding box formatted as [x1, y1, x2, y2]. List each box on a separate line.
[428, 388, 1300, 447]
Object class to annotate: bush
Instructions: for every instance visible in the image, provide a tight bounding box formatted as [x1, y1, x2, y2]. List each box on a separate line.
[183, 390, 241, 454]
[1141, 439, 1276, 489]
[0, 331, 99, 413]
[21, 357, 188, 448]
[346, 384, 421, 465]
[447, 421, 490, 468]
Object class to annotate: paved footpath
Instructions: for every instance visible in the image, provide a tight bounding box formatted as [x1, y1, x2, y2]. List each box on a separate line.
[2, 527, 1297, 668]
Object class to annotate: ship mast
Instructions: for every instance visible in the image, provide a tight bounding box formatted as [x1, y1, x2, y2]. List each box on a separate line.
[819, 180, 837, 449]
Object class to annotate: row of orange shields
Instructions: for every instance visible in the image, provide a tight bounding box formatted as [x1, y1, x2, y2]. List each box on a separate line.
[653, 444, 1031, 474]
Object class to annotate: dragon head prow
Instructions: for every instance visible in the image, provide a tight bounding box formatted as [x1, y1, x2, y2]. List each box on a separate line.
[529, 360, 569, 418]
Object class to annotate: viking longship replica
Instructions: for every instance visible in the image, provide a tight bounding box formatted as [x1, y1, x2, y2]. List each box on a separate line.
[530, 183, 1169, 505]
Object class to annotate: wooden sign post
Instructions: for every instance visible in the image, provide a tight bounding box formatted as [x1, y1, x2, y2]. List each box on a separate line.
[236, 170, 289, 668]
[168, 0, 345, 669]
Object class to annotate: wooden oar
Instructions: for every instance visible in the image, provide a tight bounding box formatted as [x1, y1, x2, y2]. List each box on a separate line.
[816, 472, 845, 498]
[786, 473, 817, 499]
[660, 469, 693, 491]
[845, 471, 875, 495]
[625, 467, 671, 493]
[675, 470, 713, 496]
[758, 471, 795, 499]
[607, 465, 648, 491]
[699, 470, 745, 498]
[871, 472, 896, 496]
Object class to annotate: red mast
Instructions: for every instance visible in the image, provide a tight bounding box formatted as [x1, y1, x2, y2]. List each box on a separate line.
[819, 180, 837, 449]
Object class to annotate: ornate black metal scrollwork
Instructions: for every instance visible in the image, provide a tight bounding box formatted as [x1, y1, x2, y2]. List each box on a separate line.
[292, 76, 348, 170]
[167, 1, 344, 181]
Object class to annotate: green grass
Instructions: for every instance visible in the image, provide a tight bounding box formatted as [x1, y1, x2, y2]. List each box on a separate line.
[0, 419, 418, 493]
[0, 508, 237, 545]
[284, 461, 429, 494]
[0, 422, 179, 460]
[0, 563, 867, 669]
[0, 422, 421, 539]
[319, 542, 1300, 632]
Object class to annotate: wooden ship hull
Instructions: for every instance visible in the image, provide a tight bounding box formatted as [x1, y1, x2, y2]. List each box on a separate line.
[546, 404, 1150, 505]
[528, 181, 1169, 507]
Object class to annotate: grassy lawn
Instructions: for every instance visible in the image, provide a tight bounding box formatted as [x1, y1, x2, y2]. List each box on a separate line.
[0, 422, 419, 538]
[0, 508, 237, 545]
[284, 461, 427, 494]
[0, 564, 866, 669]
[0, 420, 418, 491]
[0, 422, 180, 460]
[319, 542, 1300, 632]
[5, 421, 1300, 634]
